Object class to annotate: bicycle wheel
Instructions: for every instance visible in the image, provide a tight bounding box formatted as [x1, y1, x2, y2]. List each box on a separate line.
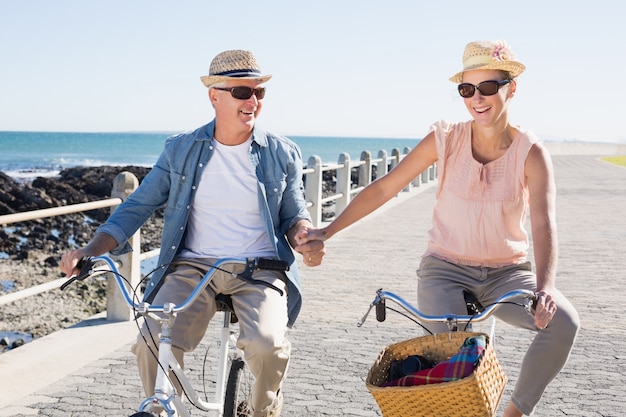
[223, 357, 254, 417]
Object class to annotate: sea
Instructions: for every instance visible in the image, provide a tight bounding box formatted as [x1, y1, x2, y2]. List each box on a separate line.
[0, 131, 420, 180]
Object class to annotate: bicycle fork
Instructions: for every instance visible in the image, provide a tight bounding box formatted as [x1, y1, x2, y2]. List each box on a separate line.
[137, 311, 238, 417]
[138, 314, 186, 416]
[213, 311, 235, 415]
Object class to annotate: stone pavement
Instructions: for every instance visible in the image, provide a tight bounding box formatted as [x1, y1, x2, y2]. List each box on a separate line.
[1, 151, 625, 416]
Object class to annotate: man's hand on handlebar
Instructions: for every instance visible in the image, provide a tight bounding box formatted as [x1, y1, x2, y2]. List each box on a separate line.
[59, 232, 118, 277]
[60, 249, 87, 278]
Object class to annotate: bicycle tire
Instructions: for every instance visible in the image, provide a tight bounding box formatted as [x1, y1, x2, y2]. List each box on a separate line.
[223, 357, 254, 417]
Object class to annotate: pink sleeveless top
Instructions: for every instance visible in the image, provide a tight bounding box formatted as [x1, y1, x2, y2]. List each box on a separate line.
[424, 120, 539, 267]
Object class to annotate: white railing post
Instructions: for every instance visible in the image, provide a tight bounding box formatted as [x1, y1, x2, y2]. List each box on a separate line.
[421, 166, 429, 184]
[359, 151, 373, 187]
[335, 153, 351, 215]
[305, 155, 323, 227]
[107, 171, 140, 321]
[377, 150, 389, 178]
[390, 148, 400, 171]
[430, 163, 437, 180]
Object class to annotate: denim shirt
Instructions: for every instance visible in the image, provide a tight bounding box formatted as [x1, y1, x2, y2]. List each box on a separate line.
[96, 120, 311, 327]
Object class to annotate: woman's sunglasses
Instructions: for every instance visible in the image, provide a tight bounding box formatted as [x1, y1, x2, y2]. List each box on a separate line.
[457, 80, 510, 98]
[213, 86, 266, 100]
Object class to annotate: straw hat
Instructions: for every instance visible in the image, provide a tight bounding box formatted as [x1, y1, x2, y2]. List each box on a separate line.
[449, 40, 525, 83]
[200, 50, 272, 88]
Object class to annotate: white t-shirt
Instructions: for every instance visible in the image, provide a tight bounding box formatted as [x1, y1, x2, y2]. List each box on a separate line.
[180, 138, 276, 259]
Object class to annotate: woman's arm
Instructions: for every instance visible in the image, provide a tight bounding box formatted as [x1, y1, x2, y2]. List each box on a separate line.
[525, 142, 559, 329]
[321, 132, 438, 240]
[526, 143, 558, 291]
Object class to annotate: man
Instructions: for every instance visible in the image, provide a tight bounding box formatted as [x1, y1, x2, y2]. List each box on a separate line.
[60, 49, 325, 417]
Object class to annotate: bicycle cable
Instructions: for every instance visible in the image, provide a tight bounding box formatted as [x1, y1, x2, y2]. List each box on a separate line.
[383, 306, 434, 335]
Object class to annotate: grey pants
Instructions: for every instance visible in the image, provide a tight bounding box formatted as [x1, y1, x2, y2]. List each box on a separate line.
[131, 258, 290, 417]
[417, 255, 579, 415]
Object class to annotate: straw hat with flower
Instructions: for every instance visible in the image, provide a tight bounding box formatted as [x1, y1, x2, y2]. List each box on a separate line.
[200, 50, 272, 88]
[449, 40, 525, 83]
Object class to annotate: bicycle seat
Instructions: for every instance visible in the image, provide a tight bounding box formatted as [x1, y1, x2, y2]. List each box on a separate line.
[215, 294, 238, 323]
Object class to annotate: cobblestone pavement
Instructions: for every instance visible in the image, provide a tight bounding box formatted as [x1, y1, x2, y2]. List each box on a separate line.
[2, 154, 625, 416]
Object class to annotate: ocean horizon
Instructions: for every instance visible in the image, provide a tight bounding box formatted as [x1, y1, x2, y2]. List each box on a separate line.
[0, 130, 420, 181]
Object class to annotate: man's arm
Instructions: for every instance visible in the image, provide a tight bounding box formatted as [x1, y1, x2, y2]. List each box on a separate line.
[59, 232, 118, 277]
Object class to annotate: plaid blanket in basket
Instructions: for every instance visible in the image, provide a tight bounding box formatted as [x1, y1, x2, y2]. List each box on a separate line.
[382, 335, 487, 387]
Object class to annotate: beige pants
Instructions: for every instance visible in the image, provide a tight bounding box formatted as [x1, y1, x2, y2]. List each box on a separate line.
[131, 259, 290, 417]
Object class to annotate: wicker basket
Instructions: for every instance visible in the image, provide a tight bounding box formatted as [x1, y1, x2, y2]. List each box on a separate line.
[366, 332, 507, 417]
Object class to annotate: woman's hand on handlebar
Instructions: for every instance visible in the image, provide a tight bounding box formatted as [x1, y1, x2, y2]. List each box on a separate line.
[533, 290, 557, 329]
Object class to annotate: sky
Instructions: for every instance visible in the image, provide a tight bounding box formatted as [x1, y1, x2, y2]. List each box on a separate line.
[1, 0, 625, 143]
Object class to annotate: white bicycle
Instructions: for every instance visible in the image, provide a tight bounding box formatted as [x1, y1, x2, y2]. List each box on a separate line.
[61, 255, 289, 417]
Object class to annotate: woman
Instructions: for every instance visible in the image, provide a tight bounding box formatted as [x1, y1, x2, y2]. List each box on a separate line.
[299, 40, 579, 416]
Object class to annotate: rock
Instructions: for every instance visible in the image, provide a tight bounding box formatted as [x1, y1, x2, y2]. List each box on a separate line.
[0, 166, 161, 258]
[44, 256, 59, 267]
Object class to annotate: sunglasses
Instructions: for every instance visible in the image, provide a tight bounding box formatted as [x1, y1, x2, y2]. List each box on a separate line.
[213, 86, 266, 100]
[457, 79, 510, 98]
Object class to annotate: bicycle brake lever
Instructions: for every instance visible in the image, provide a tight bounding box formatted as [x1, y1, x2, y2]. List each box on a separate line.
[356, 304, 373, 327]
[525, 294, 538, 315]
[60, 257, 95, 291]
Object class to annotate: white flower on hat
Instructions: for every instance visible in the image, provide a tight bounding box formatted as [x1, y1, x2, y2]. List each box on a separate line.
[491, 41, 515, 62]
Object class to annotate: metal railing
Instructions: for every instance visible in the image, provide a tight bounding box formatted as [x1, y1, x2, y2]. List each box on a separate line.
[0, 148, 436, 320]
[304, 148, 436, 225]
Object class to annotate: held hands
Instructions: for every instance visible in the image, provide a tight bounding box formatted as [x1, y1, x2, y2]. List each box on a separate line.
[533, 290, 558, 329]
[292, 226, 328, 267]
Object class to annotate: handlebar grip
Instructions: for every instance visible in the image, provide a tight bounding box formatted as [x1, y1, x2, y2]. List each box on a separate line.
[60, 276, 77, 291]
[256, 258, 290, 272]
[375, 299, 386, 322]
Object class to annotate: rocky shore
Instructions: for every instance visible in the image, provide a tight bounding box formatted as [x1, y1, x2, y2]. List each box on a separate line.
[0, 166, 164, 350]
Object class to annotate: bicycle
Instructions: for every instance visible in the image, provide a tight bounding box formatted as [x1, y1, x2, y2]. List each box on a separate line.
[357, 288, 537, 417]
[61, 254, 289, 417]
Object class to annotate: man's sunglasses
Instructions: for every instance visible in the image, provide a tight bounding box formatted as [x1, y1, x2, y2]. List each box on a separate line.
[213, 86, 266, 100]
[457, 79, 510, 98]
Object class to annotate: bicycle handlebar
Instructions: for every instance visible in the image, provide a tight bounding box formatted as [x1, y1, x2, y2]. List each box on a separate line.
[357, 288, 537, 328]
[60, 255, 289, 315]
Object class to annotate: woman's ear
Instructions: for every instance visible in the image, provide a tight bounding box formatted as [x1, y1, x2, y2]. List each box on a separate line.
[508, 79, 517, 98]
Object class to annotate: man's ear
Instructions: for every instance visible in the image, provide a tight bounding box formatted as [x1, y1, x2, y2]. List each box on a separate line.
[208, 88, 218, 103]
